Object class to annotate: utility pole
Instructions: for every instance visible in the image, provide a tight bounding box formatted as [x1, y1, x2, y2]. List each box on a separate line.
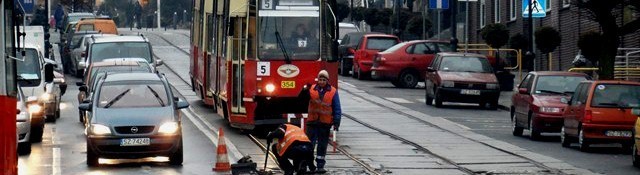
[157, 0, 161, 29]
[527, 0, 535, 71]
[350, 0, 353, 22]
[450, 0, 458, 51]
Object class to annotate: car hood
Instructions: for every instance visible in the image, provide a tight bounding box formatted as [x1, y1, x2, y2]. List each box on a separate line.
[21, 86, 45, 97]
[94, 107, 175, 126]
[438, 72, 498, 83]
[534, 95, 568, 107]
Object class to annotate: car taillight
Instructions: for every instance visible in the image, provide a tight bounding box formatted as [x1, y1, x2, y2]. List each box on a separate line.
[584, 110, 592, 123]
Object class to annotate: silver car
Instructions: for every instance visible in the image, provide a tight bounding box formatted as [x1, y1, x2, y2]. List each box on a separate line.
[16, 86, 32, 155]
[70, 33, 117, 77]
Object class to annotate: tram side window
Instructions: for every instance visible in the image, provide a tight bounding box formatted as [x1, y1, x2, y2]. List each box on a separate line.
[206, 13, 214, 53]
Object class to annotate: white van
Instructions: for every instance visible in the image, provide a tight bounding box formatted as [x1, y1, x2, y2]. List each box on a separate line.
[18, 26, 46, 57]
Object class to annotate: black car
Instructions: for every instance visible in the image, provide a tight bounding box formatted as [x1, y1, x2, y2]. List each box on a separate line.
[79, 73, 189, 166]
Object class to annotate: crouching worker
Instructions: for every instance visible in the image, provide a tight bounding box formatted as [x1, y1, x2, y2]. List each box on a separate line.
[267, 124, 316, 175]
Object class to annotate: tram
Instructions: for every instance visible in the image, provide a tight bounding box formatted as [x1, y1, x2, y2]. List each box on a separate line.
[190, 0, 340, 130]
[1, 0, 23, 173]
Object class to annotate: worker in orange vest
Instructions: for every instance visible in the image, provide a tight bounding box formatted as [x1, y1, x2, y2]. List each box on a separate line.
[299, 70, 342, 174]
[267, 124, 315, 175]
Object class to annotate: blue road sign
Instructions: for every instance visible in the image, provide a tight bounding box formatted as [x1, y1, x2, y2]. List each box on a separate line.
[522, 0, 546, 18]
[429, 0, 449, 10]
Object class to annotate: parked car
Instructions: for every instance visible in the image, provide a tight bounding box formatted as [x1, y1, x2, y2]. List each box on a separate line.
[83, 36, 162, 74]
[70, 33, 117, 77]
[511, 71, 589, 140]
[76, 58, 154, 123]
[338, 22, 360, 44]
[79, 73, 189, 166]
[351, 34, 400, 79]
[60, 12, 95, 35]
[75, 18, 118, 35]
[16, 86, 32, 155]
[424, 53, 500, 109]
[337, 32, 380, 76]
[370, 40, 451, 88]
[561, 80, 640, 151]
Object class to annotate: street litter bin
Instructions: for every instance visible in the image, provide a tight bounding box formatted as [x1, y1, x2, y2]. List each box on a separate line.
[497, 71, 515, 91]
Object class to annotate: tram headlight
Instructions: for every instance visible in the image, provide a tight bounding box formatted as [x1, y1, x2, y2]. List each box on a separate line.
[265, 83, 276, 93]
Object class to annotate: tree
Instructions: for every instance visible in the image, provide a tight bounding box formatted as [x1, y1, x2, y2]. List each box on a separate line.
[352, 7, 366, 22]
[364, 8, 380, 26]
[406, 15, 431, 37]
[481, 23, 509, 49]
[390, 9, 413, 31]
[575, 1, 640, 79]
[535, 27, 561, 54]
[509, 33, 528, 51]
[335, 1, 350, 22]
[379, 8, 393, 26]
[578, 31, 604, 67]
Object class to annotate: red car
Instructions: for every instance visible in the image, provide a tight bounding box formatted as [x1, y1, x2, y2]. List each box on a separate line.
[351, 34, 400, 80]
[370, 40, 452, 88]
[511, 72, 589, 140]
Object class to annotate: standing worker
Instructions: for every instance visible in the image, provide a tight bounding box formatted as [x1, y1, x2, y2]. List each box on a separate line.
[300, 70, 342, 174]
[266, 124, 316, 175]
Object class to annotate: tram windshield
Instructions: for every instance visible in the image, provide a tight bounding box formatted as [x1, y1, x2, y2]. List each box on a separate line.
[258, 0, 320, 61]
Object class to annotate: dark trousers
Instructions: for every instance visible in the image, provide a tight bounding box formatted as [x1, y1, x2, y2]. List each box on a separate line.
[306, 124, 330, 168]
[272, 142, 315, 175]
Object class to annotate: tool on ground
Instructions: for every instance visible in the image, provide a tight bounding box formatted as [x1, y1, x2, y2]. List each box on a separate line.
[263, 139, 271, 171]
[330, 129, 337, 153]
[213, 128, 231, 172]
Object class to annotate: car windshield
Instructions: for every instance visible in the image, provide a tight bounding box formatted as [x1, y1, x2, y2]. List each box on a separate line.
[439, 56, 493, 73]
[90, 42, 152, 63]
[534, 76, 587, 94]
[258, 2, 320, 61]
[339, 26, 358, 40]
[366, 37, 399, 50]
[16, 49, 41, 81]
[98, 82, 169, 108]
[380, 42, 408, 53]
[591, 84, 640, 108]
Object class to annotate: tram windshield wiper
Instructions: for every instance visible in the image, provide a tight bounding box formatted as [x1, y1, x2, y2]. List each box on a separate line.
[275, 31, 292, 64]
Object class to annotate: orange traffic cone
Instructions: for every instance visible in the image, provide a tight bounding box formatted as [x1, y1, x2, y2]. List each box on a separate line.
[213, 128, 231, 172]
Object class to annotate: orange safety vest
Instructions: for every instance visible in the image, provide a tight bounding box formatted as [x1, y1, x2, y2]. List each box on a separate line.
[307, 84, 337, 125]
[277, 124, 310, 156]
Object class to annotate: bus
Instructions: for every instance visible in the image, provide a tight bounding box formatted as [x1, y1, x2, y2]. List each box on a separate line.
[1, 0, 23, 173]
[190, 0, 340, 130]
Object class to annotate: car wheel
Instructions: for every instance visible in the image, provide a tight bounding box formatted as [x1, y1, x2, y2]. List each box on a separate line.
[55, 107, 61, 119]
[529, 114, 541, 140]
[339, 59, 348, 76]
[46, 114, 57, 122]
[30, 125, 43, 143]
[578, 127, 590, 152]
[169, 139, 184, 165]
[633, 144, 640, 167]
[86, 145, 99, 167]
[75, 69, 83, 78]
[434, 88, 443, 108]
[425, 90, 433, 106]
[391, 79, 402, 88]
[351, 65, 357, 78]
[356, 66, 365, 80]
[560, 127, 572, 148]
[399, 71, 418, 88]
[488, 100, 499, 110]
[17, 142, 32, 155]
[511, 108, 523, 136]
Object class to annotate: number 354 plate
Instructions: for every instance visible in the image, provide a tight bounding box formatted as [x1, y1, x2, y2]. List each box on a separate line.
[281, 81, 295, 88]
[120, 138, 150, 146]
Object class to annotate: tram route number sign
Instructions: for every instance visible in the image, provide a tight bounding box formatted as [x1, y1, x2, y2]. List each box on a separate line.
[258, 62, 270, 76]
[262, 0, 274, 10]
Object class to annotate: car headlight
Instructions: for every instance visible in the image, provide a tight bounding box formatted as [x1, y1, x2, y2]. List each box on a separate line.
[40, 93, 53, 101]
[486, 83, 499, 89]
[91, 124, 111, 135]
[539, 107, 563, 113]
[158, 122, 180, 134]
[28, 104, 43, 115]
[265, 83, 275, 93]
[442, 81, 455, 88]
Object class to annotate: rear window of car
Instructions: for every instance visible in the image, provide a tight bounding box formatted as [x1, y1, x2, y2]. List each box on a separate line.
[78, 24, 95, 31]
[98, 82, 169, 108]
[534, 76, 587, 94]
[90, 42, 152, 63]
[591, 84, 640, 108]
[366, 37, 399, 50]
[438, 56, 493, 73]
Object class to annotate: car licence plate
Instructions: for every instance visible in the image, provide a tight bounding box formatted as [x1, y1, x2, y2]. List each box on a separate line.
[460, 89, 481, 95]
[605, 130, 632, 137]
[281, 81, 295, 88]
[120, 138, 150, 146]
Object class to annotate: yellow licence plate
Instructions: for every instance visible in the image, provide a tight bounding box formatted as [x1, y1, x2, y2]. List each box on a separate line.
[281, 81, 295, 88]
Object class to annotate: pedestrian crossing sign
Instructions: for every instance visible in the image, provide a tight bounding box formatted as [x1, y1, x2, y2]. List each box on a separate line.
[522, 0, 546, 18]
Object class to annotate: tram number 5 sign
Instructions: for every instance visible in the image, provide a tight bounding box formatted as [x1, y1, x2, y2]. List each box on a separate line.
[257, 62, 270, 76]
[262, 0, 274, 10]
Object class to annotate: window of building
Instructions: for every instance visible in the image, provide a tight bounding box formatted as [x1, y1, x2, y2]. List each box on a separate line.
[545, 0, 551, 12]
[480, 0, 486, 28]
[562, 0, 570, 8]
[494, 0, 500, 23]
[510, 0, 517, 21]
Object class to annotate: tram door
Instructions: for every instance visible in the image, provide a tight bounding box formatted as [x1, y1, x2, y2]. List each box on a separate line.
[230, 18, 246, 114]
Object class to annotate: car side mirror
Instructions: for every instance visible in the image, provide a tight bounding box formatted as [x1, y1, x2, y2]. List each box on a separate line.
[44, 64, 54, 83]
[560, 97, 569, 104]
[176, 100, 189, 109]
[16, 109, 21, 114]
[632, 108, 640, 116]
[154, 59, 164, 66]
[426, 67, 435, 72]
[78, 103, 92, 112]
[518, 88, 528, 94]
[79, 85, 87, 92]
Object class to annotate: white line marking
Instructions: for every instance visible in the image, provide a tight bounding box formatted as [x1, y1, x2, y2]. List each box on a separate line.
[384, 97, 413, 104]
[416, 98, 426, 103]
[52, 148, 61, 175]
[181, 108, 243, 163]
